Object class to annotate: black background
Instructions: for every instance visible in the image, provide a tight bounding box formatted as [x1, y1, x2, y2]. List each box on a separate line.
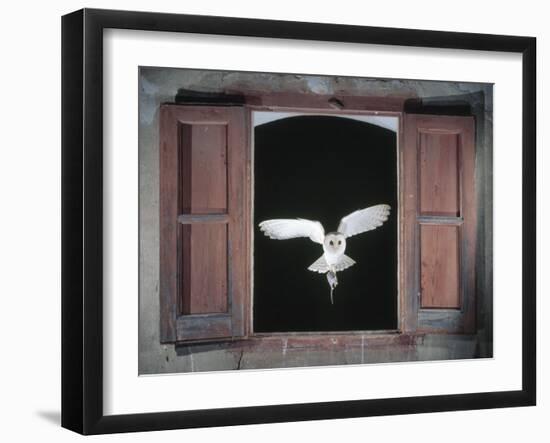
[253, 116, 397, 332]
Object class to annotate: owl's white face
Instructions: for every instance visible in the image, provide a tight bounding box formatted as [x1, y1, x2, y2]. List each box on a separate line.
[323, 232, 346, 255]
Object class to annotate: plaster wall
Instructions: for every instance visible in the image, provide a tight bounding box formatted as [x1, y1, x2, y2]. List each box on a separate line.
[138, 67, 493, 374]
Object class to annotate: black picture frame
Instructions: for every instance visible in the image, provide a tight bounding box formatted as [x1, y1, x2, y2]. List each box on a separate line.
[61, 8, 536, 435]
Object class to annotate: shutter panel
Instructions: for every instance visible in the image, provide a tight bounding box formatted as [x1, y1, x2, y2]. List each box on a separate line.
[402, 114, 476, 334]
[159, 105, 249, 343]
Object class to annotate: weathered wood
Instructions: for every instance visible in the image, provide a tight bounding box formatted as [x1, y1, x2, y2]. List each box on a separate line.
[420, 225, 460, 308]
[417, 215, 463, 225]
[403, 114, 476, 334]
[181, 224, 228, 314]
[159, 106, 179, 343]
[417, 309, 463, 333]
[177, 214, 229, 224]
[401, 114, 419, 333]
[162, 105, 477, 343]
[243, 92, 411, 113]
[460, 119, 477, 333]
[239, 332, 421, 351]
[176, 314, 232, 342]
[419, 131, 460, 216]
[160, 105, 249, 342]
[227, 107, 249, 337]
[179, 123, 228, 214]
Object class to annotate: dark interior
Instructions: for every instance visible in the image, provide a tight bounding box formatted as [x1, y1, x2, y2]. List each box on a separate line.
[253, 115, 398, 332]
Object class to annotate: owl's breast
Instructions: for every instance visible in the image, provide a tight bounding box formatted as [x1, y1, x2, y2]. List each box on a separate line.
[324, 249, 344, 266]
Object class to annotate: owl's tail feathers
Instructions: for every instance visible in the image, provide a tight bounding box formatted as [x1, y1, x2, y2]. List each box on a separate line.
[335, 254, 356, 272]
[308, 255, 330, 273]
[308, 255, 356, 273]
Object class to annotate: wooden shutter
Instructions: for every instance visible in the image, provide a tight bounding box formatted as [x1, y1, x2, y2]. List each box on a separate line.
[159, 105, 249, 343]
[402, 114, 476, 333]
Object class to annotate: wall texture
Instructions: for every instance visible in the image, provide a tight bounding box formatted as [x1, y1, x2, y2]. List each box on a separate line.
[138, 67, 493, 374]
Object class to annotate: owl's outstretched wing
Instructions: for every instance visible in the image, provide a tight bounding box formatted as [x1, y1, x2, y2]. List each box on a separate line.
[337, 204, 390, 239]
[259, 218, 325, 244]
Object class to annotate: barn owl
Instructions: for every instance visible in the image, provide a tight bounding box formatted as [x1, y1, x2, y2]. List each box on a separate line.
[259, 204, 390, 304]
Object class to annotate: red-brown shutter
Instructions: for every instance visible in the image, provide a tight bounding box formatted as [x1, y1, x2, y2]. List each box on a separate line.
[159, 105, 249, 343]
[402, 114, 476, 333]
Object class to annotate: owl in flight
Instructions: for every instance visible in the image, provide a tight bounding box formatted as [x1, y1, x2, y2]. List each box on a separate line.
[259, 204, 390, 304]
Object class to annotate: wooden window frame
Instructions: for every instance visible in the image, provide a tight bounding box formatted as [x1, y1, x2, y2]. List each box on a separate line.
[159, 93, 478, 346]
[247, 103, 403, 340]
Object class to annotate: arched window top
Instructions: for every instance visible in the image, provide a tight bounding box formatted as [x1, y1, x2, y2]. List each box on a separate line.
[253, 111, 398, 133]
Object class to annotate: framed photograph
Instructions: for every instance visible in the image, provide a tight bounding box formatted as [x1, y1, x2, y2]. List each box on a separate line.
[61, 8, 536, 434]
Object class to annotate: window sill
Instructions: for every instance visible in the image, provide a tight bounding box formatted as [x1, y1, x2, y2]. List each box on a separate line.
[172, 332, 480, 371]
[175, 331, 425, 351]
[244, 331, 422, 351]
